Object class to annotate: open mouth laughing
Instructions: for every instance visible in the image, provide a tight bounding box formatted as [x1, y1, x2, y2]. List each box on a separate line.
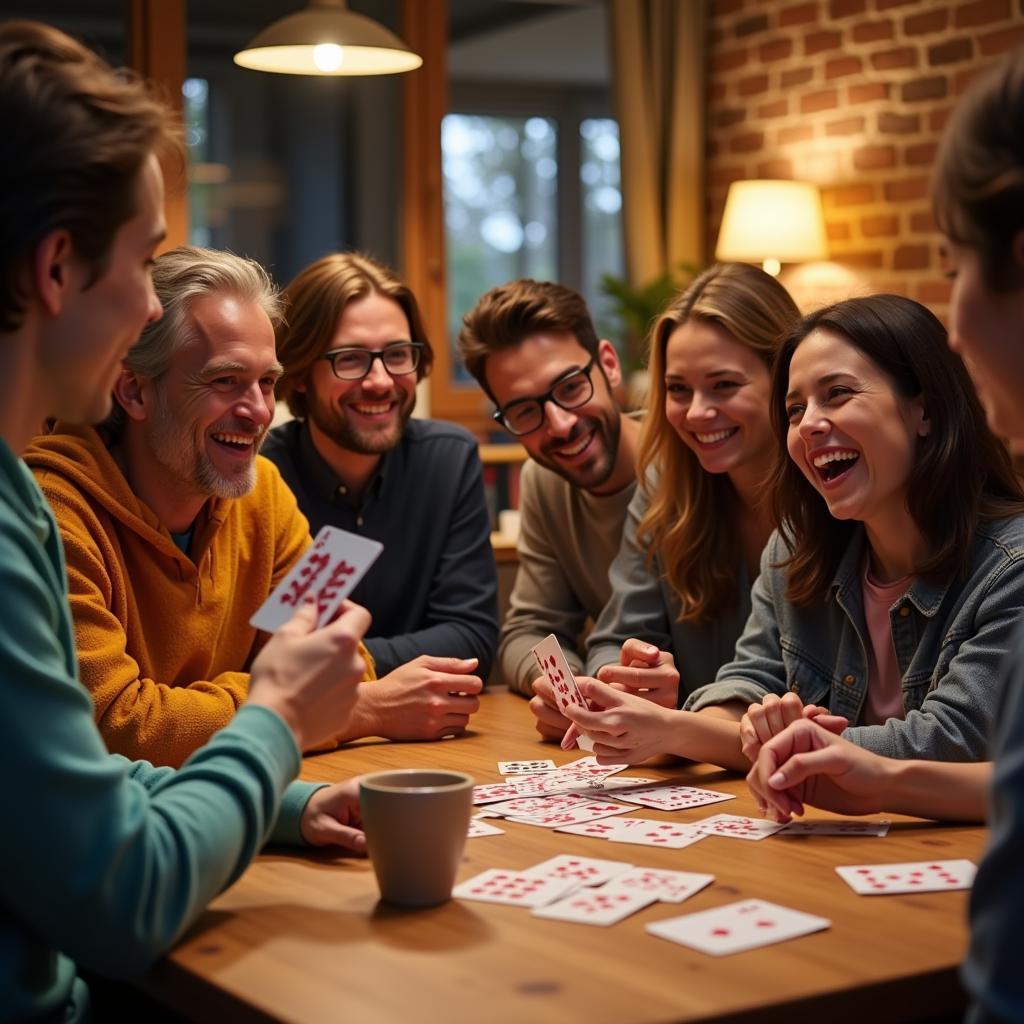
[693, 427, 738, 447]
[812, 447, 860, 486]
[548, 426, 595, 462]
[211, 430, 262, 456]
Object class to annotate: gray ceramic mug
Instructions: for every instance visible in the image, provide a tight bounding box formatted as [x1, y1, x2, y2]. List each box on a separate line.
[359, 769, 474, 907]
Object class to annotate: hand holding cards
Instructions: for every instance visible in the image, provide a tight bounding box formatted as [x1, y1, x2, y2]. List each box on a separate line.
[530, 633, 595, 752]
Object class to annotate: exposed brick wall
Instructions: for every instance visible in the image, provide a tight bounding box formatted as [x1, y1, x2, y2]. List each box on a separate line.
[707, 0, 1024, 314]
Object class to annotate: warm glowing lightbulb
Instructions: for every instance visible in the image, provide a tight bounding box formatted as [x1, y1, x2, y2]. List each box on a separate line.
[312, 43, 344, 72]
[762, 257, 781, 277]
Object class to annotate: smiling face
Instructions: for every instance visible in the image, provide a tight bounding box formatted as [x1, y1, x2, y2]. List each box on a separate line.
[144, 292, 281, 500]
[784, 328, 929, 531]
[484, 332, 623, 493]
[663, 318, 774, 491]
[945, 237, 1024, 442]
[301, 291, 417, 456]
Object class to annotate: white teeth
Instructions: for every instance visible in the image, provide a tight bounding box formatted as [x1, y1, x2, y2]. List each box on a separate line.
[212, 433, 255, 446]
[559, 432, 592, 457]
[352, 402, 391, 415]
[695, 428, 736, 444]
[812, 450, 859, 469]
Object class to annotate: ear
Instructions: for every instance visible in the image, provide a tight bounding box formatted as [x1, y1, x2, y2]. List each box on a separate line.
[111, 367, 150, 422]
[596, 338, 623, 389]
[915, 397, 931, 439]
[32, 228, 76, 317]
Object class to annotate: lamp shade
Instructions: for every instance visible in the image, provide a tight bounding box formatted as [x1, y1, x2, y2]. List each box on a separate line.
[234, 0, 423, 76]
[715, 180, 828, 269]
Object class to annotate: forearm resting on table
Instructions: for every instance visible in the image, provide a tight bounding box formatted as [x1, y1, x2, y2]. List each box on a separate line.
[879, 759, 991, 822]
[670, 703, 749, 772]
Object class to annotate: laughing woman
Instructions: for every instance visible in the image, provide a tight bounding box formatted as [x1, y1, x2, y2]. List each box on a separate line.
[565, 293, 1024, 771]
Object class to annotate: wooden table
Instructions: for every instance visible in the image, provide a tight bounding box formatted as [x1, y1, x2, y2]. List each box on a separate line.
[142, 691, 986, 1023]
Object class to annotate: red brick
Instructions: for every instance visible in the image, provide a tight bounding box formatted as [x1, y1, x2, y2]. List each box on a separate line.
[778, 124, 815, 143]
[955, 0, 1011, 28]
[826, 115, 866, 135]
[713, 47, 748, 73]
[714, 108, 746, 129]
[876, 0, 917, 8]
[861, 214, 899, 237]
[757, 98, 788, 117]
[735, 12, 770, 35]
[738, 73, 770, 96]
[884, 176, 929, 201]
[853, 145, 896, 170]
[830, 184, 876, 206]
[929, 38, 974, 64]
[838, 250, 885, 269]
[979, 25, 1024, 55]
[929, 105, 953, 132]
[730, 131, 765, 153]
[715, 0, 746, 14]
[707, 139, 722, 158]
[830, 0, 867, 15]
[801, 89, 840, 113]
[826, 56, 863, 79]
[710, 165, 747, 186]
[710, 25, 727, 44]
[902, 76, 948, 102]
[758, 38, 793, 62]
[709, 82, 727, 102]
[878, 111, 921, 134]
[906, 141, 939, 165]
[826, 221, 852, 241]
[781, 67, 814, 88]
[904, 8, 950, 34]
[893, 244, 931, 270]
[805, 30, 843, 55]
[757, 157, 795, 177]
[779, 2, 819, 26]
[853, 19, 894, 43]
[918, 280, 953, 304]
[910, 210, 936, 232]
[849, 82, 890, 103]
[871, 47, 918, 71]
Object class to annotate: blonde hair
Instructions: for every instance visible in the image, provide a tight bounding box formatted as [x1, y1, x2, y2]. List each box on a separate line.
[637, 263, 799, 622]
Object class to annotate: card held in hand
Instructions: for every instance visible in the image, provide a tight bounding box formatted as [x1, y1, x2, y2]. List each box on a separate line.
[530, 633, 595, 752]
[250, 525, 382, 633]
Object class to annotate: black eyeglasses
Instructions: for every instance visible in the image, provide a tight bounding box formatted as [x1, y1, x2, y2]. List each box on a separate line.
[320, 343, 424, 381]
[493, 358, 597, 436]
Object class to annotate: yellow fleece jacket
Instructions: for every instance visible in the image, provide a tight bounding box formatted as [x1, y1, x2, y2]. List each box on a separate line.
[26, 423, 373, 768]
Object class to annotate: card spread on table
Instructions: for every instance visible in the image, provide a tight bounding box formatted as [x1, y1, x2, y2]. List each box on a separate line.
[647, 899, 831, 956]
[781, 819, 891, 837]
[530, 634, 594, 752]
[467, 818, 505, 838]
[498, 759, 557, 775]
[554, 817, 648, 839]
[453, 870, 578, 907]
[523, 855, 634, 888]
[607, 819, 706, 849]
[508, 801, 633, 829]
[485, 793, 592, 819]
[613, 783, 736, 812]
[692, 814, 787, 841]
[602, 867, 715, 904]
[835, 859, 976, 895]
[532, 888, 657, 926]
[250, 526, 382, 632]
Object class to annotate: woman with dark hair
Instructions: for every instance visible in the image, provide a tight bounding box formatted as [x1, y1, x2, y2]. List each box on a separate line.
[565, 293, 1024, 773]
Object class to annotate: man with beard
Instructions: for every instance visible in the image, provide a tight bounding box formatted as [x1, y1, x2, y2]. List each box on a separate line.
[26, 246, 386, 767]
[263, 252, 497, 721]
[458, 280, 641, 741]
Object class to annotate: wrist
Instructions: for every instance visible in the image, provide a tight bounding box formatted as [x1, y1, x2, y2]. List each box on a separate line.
[334, 682, 376, 741]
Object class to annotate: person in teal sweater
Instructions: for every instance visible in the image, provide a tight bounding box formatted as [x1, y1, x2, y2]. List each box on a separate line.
[0, 20, 372, 1022]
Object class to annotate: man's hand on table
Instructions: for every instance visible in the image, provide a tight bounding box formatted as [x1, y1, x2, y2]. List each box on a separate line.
[300, 778, 367, 852]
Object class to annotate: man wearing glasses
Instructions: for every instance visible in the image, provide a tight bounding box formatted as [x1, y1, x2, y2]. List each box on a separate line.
[459, 280, 641, 741]
[264, 252, 497, 741]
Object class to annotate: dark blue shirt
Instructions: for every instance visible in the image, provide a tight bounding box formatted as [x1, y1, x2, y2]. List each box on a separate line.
[262, 418, 498, 677]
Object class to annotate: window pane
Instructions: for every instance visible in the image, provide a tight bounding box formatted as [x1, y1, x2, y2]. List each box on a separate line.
[580, 118, 624, 354]
[442, 114, 558, 384]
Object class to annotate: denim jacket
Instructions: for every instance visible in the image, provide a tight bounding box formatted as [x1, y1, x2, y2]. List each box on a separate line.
[685, 516, 1024, 761]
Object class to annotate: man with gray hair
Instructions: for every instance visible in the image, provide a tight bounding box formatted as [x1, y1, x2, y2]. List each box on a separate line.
[26, 244, 377, 767]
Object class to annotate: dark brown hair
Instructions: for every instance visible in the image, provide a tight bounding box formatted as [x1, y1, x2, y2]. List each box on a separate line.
[0, 20, 179, 332]
[275, 251, 433, 420]
[457, 279, 600, 402]
[770, 294, 1024, 606]
[932, 46, 1024, 292]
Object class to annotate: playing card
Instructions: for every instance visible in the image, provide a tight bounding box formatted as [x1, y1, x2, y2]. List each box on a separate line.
[531, 634, 595, 752]
[835, 859, 976, 895]
[508, 801, 633, 829]
[613, 784, 736, 812]
[523, 855, 634, 887]
[532, 888, 657, 926]
[498, 759, 557, 775]
[485, 793, 592, 818]
[554, 817, 646, 839]
[647, 899, 831, 956]
[473, 781, 536, 805]
[250, 526, 382, 632]
[781, 819, 891, 837]
[601, 867, 714, 904]
[588, 776, 659, 794]
[473, 808, 502, 819]
[453, 869, 578, 907]
[607, 819, 706, 849]
[467, 818, 505, 838]
[692, 814, 787, 841]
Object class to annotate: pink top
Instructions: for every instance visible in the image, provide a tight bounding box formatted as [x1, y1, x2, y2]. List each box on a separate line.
[860, 560, 913, 726]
